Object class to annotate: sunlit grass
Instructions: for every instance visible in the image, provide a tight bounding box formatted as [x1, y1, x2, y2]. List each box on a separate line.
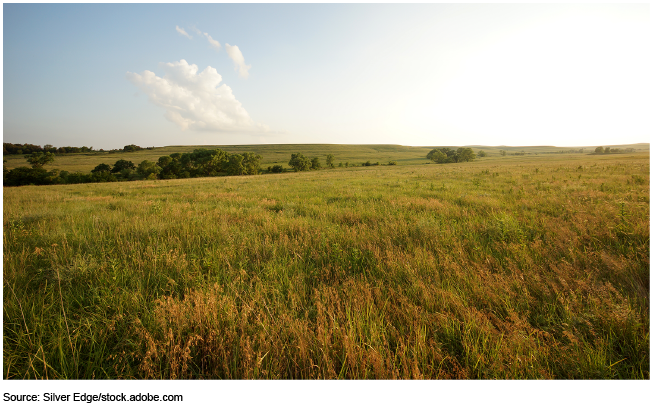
[3, 153, 648, 379]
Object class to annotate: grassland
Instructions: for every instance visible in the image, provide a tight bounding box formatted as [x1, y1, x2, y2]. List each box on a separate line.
[4, 143, 648, 173]
[3, 151, 649, 379]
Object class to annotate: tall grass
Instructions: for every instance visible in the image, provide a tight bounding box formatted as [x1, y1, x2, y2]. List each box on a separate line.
[3, 154, 648, 379]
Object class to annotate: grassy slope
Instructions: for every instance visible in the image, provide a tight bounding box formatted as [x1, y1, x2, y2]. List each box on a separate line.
[3, 152, 648, 379]
[4, 143, 648, 173]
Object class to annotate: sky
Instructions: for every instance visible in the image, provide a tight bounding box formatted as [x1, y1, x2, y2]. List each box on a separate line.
[3, 3, 650, 150]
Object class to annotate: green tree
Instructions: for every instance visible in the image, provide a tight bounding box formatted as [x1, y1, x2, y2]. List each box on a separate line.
[123, 144, 142, 152]
[26, 151, 55, 168]
[499, 150, 507, 156]
[5, 167, 50, 186]
[226, 154, 245, 176]
[289, 153, 311, 172]
[326, 154, 335, 168]
[311, 157, 321, 170]
[427, 147, 475, 164]
[241, 152, 262, 175]
[136, 160, 161, 179]
[427, 149, 448, 164]
[457, 147, 476, 162]
[477, 150, 486, 158]
[188, 148, 229, 176]
[91, 163, 112, 173]
[604, 147, 611, 154]
[112, 159, 136, 173]
[90, 170, 117, 183]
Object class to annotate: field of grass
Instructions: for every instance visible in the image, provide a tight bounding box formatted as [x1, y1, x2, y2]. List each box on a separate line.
[3, 152, 649, 379]
[5, 143, 648, 174]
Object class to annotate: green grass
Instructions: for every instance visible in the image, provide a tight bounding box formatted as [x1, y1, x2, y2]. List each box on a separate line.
[3, 151, 648, 379]
[5, 143, 648, 173]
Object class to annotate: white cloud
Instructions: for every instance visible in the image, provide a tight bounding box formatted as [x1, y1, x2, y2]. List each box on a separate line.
[225, 44, 251, 78]
[126, 60, 268, 133]
[175, 26, 192, 39]
[190, 26, 202, 35]
[204, 33, 221, 51]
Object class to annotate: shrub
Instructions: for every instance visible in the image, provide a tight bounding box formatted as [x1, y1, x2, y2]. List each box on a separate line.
[289, 153, 311, 172]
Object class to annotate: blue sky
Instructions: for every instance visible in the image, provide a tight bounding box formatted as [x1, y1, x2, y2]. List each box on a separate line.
[3, 3, 649, 150]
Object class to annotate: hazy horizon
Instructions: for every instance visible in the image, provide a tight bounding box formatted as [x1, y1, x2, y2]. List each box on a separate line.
[4, 3, 649, 150]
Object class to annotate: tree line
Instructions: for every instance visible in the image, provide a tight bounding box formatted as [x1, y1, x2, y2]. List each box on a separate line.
[4, 147, 412, 187]
[593, 147, 636, 154]
[3, 143, 152, 155]
[3, 149, 262, 187]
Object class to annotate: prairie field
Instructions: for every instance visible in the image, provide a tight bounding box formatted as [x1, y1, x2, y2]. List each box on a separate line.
[4, 142, 647, 173]
[3, 152, 649, 379]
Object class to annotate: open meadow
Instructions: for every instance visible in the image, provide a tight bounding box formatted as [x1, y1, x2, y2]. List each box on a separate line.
[4, 143, 646, 173]
[3, 152, 649, 379]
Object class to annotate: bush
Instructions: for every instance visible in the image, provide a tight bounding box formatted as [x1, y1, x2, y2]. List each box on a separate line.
[91, 163, 112, 173]
[289, 153, 311, 172]
[4, 167, 50, 186]
[137, 160, 162, 179]
[112, 159, 136, 173]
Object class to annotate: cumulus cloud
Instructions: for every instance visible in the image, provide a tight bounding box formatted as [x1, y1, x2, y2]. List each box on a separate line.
[225, 44, 251, 78]
[175, 26, 192, 39]
[126, 60, 268, 133]
[204, 33, 221, 51]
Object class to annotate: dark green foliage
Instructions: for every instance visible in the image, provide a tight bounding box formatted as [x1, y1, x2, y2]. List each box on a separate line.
[123, 144, 143, 152]
[91, 163, 112, 173]
[326, 154, 335, 168]
[311, 157, 321, 170]
[289, 153, 312, 172]
[112, 159, 136, 173]
[427, 147, 475, 164]
[153, 149, 262, 178]
[4, 167, 50, 186]
[269, 165, 284, 173]
[3, 143, 44, 155]
[388, 161, 397, 165]
[477, 150, 487, 158]
[2, 143, 94, 155]
[226, 154, 245, 176]
[61, 171, 92, 184]
[457, 147, 476, 162]
[186, 148, 229, 176]
[136, 160, 162, 180]
[241, 152, 262, 175]
[90, 171, 117, 183]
